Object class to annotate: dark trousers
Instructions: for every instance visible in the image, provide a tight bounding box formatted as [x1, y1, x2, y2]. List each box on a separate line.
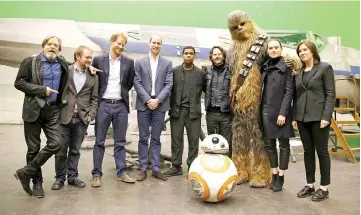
[137, 109, 165, 172]
[55, 117, 88, 181]
[92, 101, 128, 177]
[23, 104, 62, 182]
[205, 110, 232, 158]
[297, 121, 331, 186]
[170, 108, 201, 168]
[262, 111, 290, 170]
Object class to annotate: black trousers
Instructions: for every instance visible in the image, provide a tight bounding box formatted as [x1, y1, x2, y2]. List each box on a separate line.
[262, 109, 290, 170]
[297, 121, 331, 186]
[170, 108, 201, 168]
[205, 110, 233, 158]
[23, 104, 62, 182]
[55, 117, 88, 181]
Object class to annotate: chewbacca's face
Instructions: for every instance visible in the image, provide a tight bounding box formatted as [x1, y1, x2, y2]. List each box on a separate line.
[228, 10, 255, 41]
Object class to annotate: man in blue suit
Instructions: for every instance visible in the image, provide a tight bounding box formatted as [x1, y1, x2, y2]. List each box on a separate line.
[134, 35, 173, 181]
[90, 32, 136, 187]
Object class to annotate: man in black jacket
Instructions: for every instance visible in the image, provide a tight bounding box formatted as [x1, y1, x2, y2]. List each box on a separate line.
[203, 46, 233, 158]
[163, 46, 206, 176]
[13, 36, 69, 198]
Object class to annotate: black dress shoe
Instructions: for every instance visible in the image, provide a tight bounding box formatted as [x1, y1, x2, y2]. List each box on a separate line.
[297, 186, 315, 198]
[163, 166, 182, 177]
[51, 179, 64, 190]
[32, 182, 44, 198]
[14, 169, 32, 196]
[68, 178, 86, 188]
[312, 189, 329, 202]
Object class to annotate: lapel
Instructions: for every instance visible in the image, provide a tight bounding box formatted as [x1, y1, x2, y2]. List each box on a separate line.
[120, 55, 126, 85]
[103, 54, 110, 83]
[303, 64, 320, 88]
[145, 55, 152, 79]
[35, 56, 43, 85]
[155, 56, 164, 82]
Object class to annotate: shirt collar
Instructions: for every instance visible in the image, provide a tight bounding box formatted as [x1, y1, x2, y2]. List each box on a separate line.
[40, 52, 58, 63]
[149, 53, 159, 62]
[109, 53, 121, 62]
[74, 64, 86, 74]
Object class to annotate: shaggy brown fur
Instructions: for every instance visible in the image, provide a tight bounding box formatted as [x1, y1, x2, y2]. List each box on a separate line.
[227, 10, 271, 188]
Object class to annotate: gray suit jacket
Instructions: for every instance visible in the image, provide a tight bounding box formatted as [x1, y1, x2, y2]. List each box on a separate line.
[60, 65, 99, 125]
[134, 55, 173, 112]
[293, 61, 336, 122]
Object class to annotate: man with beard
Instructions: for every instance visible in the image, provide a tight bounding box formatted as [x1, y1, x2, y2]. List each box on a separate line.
[163, 46, 205, 176]
[203, 46, 233, 158]
[90, 32, 136, 187]
[14, 36, 69, 197]
[51, 46, 98, 190]
[134, 35, 173, 181]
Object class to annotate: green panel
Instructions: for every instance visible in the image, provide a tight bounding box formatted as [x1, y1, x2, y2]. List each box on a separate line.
[0, 1, 359, 49]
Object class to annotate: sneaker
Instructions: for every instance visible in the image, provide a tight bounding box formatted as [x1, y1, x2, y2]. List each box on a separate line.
[90, 177, 101, 188]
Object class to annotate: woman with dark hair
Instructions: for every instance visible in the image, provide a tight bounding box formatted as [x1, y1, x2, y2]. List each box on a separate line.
[293, 40, 335, 201]
[260, 39, 294, 192]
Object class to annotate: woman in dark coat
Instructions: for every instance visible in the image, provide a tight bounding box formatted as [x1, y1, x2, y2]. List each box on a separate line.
[293, 40, 335, 202]
[260, 39, 295, 192]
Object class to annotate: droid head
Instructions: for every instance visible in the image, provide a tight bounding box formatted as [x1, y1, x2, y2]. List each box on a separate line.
[200, 134, 229, 154]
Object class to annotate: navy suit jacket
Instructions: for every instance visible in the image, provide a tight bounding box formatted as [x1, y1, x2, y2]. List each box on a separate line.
[92, 53, 135, 113]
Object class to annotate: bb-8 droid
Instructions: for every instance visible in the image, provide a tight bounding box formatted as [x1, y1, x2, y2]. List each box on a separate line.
[188, 134, 238, 202]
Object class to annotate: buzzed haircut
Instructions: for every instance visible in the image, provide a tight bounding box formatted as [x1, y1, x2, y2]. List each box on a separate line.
[182, 46, 196, 54]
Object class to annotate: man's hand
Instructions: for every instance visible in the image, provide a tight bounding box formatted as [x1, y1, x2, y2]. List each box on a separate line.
[292, 121, 298, 129]
[87, 115, 92, 122]
[277, 115, 286, 126]
[46, 87, 58, 96]
[320, 120, 330, 128]
[147, 99, 160, 110]
[89, 65, 103, 75]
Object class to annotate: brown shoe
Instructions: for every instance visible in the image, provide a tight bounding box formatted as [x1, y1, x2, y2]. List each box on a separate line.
[90, 177, 101, 187]
[136, 171, 147, 181]
[152, 171, 168, 181]
[117, 173, 136, 183]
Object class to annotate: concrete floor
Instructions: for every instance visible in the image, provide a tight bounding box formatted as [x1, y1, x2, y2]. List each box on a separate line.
[0, 124, 359, 215]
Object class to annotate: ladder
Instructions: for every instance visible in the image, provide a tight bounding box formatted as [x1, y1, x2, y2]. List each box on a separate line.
[329, 78, 360, 163]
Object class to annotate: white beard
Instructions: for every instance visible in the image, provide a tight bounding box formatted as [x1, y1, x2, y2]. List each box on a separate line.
[45, 52, 56, 62]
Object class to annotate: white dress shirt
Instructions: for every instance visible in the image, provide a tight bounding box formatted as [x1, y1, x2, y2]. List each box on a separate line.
[149, 53, 159, 96]
[103, 53, 121, 99]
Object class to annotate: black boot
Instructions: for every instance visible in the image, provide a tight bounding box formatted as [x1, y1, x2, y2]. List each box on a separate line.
[14, 168, 32, 196]
[269, 174, 278, 190]
[32, 181, 45, 198]
[273, 175, 284, 192]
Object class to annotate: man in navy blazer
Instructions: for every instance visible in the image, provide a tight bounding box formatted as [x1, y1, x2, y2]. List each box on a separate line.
[90, 32, 136, 187]
[134, 35, 173, 181]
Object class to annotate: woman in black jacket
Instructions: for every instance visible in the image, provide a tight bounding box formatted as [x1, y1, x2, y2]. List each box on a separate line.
[292, 40, 335, 202]
[260, 39, 294, 192]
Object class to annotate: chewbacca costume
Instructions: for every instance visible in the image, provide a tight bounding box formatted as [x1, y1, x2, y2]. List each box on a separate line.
[227, 10, 272, 188]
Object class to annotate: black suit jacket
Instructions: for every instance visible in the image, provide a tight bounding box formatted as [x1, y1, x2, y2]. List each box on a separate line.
[169, 64, 206, 119]
[293, 61, 336, 122]
[92, 53, 135, 113]
[14, 54, 69, 122]
[60, 65, 98, 125]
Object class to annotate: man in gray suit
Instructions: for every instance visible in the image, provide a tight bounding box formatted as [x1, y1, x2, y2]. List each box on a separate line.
[51, 46, 98, 190]
[134, 35, 173, 181]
